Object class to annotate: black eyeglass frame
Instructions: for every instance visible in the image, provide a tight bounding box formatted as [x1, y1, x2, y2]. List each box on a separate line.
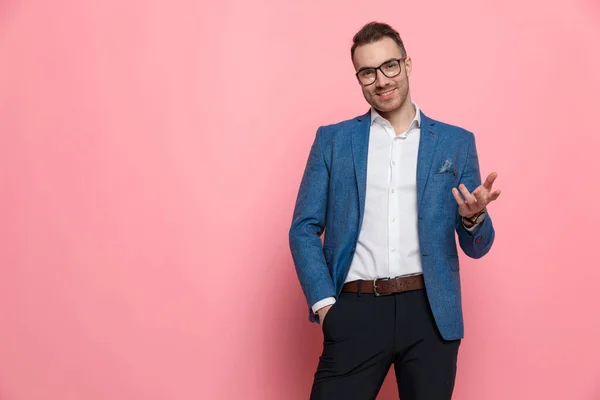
[355, 56, 407, 86]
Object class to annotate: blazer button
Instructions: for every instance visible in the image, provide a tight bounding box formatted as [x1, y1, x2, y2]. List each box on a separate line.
[475, 236, 483, 244]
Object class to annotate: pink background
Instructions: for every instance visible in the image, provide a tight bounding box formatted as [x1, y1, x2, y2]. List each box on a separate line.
[1, 0, 600, 399]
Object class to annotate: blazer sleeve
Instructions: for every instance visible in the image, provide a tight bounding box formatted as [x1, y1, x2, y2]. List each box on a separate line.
[455, 132, 495, 259]
[289, 127, 336, 309]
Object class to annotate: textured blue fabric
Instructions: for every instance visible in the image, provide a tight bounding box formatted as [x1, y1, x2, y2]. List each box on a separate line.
[289, 110, 495, 340]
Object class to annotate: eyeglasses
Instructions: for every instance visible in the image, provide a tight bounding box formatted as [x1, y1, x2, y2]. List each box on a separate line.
[355, 57, 407, 86]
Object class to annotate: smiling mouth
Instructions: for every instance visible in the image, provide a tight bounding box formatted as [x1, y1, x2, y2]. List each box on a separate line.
[377, 88, 396, 97]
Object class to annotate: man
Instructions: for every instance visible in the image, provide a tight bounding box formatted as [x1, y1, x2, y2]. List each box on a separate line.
[289, 21, 501, 400]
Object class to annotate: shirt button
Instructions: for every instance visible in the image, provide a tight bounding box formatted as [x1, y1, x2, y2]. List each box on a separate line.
[391, 189, 396, 193]
[391, 217, 395, 222]
[392, 161, 396, 165]
[391, 248, 396, 252]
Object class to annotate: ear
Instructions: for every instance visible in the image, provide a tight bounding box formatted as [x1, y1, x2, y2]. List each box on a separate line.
[405, 56, 412, 78]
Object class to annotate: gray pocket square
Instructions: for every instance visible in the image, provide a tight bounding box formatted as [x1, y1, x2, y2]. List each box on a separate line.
[438, 159, 455, 174]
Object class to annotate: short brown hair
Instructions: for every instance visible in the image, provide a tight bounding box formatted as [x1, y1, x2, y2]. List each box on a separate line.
[351, 22, 406, 60]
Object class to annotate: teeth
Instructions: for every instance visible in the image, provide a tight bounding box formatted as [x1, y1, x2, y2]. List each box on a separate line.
[379, 89, 394, 96]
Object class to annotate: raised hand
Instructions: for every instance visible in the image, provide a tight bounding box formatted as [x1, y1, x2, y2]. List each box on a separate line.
[452, 172, 501, 217]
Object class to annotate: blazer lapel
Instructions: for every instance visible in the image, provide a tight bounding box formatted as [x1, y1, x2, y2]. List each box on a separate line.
[416, 111, 440, 212]
[351, 109, 439, 222]
[351, 111, 371, 229]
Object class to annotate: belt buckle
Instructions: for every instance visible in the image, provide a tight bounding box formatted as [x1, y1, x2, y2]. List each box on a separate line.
[373, 278, 392, 297]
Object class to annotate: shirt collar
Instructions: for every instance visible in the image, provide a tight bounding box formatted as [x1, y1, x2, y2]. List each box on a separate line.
[370, 102, 421, 131]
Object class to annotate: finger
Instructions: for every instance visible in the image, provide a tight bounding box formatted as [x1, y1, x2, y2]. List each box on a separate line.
[483, 172, 498, 190]
[452, 187, 466, 207]
[489, 189, 501, 201]
[459, 184, 477, 206]
[472, 186, 486, 202]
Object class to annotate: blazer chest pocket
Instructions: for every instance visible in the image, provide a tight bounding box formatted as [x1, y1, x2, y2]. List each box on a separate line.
[432, 171, 456, 182]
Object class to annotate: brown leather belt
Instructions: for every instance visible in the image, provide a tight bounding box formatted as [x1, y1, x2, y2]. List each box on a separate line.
[342, 274, 425, 296]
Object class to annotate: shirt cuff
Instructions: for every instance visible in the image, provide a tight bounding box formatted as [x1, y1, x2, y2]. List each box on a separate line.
[311, 297, 336, 314]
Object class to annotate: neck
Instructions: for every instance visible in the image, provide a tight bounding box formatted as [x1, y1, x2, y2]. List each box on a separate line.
[378, 97, 416, 132]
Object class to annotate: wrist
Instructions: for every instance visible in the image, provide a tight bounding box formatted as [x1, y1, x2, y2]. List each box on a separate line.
[462, 217, 475, 228]
[462, 208, 486, 226]
[317, 304, 332, 315]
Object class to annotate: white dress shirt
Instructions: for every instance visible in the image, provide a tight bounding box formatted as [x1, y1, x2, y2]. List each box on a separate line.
[312, 103, 482, 313]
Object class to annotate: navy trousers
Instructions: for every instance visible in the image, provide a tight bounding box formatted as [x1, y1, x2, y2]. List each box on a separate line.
[310, 288, 461, 400]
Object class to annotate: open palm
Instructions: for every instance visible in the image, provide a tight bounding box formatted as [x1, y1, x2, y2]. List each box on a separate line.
[452, 172, 501, 217]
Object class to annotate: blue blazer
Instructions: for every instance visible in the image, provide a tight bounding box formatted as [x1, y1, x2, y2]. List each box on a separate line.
[288, 109, 495, 341]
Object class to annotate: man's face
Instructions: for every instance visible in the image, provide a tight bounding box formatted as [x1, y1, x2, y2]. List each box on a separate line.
[352, 37, 412, 114]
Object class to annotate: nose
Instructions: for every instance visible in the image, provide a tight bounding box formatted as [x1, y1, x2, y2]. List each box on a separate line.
[374, 69, 392, 87]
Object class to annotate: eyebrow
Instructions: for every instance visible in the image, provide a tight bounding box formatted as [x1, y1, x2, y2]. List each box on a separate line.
[357, 58, 398, 73]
